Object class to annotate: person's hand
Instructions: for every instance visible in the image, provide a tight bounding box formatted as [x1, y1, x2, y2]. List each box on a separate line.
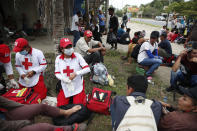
[9, 79, 19, 89]
[27, 71, 36, 78]
[190, 57, 197, 63]
[179, 50, 187, 58]
[101, 50, 106, 56]
[160, 101, 171, 108]
[21, 74, 27, 79]
[69, 73, 76, 80]
[62, 77, 71, 83]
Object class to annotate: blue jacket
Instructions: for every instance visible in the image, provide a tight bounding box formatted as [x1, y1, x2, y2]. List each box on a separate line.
[110, 92, 162, 130]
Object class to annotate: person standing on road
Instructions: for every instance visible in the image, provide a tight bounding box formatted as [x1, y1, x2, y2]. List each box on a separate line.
[71, 11, 81, 47]
[108, 7, 119, 49]
[98, 10, 105, 34]
[122, 12, 128, 28]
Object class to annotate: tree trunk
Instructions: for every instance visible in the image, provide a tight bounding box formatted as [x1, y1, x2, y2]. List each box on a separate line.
[52, 0, 65, 54]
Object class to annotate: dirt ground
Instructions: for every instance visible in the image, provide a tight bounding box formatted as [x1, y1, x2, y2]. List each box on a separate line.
[27, 20, 184, 86]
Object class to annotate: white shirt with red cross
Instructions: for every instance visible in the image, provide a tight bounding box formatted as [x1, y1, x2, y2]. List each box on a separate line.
[15, 48, 47, 87]
[55, 52, 90, 98]
[0, 55, 13, 75]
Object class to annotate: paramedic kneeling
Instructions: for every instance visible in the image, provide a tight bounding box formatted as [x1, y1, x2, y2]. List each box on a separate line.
[110, 75, 162, 131]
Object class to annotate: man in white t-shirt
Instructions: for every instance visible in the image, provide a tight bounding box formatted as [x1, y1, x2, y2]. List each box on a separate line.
[75, 30, 106, 65]
[71, 11, 81, 47]
[138, 31, 162, 78]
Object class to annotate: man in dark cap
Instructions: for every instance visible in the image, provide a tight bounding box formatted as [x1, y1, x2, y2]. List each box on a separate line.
[158, 32, 172, 58]
[110, 75, 162, 131]
[159, 87, 197, 131]
[167, 41, 197, 92]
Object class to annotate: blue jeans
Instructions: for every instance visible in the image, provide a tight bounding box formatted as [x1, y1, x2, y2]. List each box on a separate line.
[170, 70, 197, 88]
[73, 30, 80, 47]
[140, 58, 162, 76]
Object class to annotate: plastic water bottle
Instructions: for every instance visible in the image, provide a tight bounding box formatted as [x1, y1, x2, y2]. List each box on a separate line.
[163, 96, 168, 103]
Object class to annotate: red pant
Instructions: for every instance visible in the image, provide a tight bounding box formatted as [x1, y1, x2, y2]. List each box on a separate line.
[19, 75, 47, 100]
[57, 81, 86, 107]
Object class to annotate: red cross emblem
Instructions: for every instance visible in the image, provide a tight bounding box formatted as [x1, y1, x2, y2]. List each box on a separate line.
[22, 58, 32, 70]
[63, 66, 74, 77]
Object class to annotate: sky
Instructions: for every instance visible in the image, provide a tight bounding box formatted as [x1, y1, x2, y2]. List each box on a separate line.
[109, 0, 191, 9]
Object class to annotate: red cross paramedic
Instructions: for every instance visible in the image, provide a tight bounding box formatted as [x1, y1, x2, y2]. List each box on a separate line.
[55, 38, 90, 107]
[0, 43, 19, 93]
[13, 38, 47, 100]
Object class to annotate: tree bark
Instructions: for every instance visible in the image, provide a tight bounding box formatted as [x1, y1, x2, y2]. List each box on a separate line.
[52, 0, 65, 54]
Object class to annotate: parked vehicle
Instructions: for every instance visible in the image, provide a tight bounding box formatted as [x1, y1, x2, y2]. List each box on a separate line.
[155, 16, 165, 21]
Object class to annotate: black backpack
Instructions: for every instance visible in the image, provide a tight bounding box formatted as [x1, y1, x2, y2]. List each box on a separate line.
[131, 44, 142, 59]
[53, 104, 92, 126]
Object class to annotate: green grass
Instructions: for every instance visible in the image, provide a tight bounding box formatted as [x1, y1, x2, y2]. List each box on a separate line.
[10, 50, 178, 131]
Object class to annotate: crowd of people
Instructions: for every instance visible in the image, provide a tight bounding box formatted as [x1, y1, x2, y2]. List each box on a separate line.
[0, 6, 197, 131]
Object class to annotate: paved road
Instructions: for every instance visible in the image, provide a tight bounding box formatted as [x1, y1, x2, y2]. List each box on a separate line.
[131, 18, 171, 28]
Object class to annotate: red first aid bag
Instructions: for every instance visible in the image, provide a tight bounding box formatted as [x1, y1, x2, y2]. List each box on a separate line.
[2, 88, 42, 104]
[2, 88, 33, 104]
[26, 92, 42, 104]
[86, 87, 116, 115]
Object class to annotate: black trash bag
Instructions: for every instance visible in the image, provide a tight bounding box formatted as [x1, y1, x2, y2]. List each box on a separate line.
[53, 104, 92, 126]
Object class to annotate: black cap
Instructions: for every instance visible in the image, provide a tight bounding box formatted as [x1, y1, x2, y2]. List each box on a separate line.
[160, 32, 167, 38]
[150, 31, 159, 39]
[179, 86, 197, 100]
[127, 75, 148, 93]
[186, 41, 197, 51]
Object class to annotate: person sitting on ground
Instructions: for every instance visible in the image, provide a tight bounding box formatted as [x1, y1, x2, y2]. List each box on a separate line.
[110, 75, 162, 131]
[92, 25, 102, 43]
[13, 38, 47, 100]
[160, 25, 167, 35]
[159, 87, 197, 131]
[125, 38, 146, 64]
[171, 30, 179, 43]
[119, 28, 131, 45]
[121, 31, 141, 60]
[117, 24, 125, 41]
[0, 96, 86, 131]
[137, 31, 162, 79]
[75, 30, 106, 65]
[167, 29, 173, 41]
[55, 38, 90, 107]
[166, 42, 197, 92]
[0, 43, 19, 94]
[158, 32, 172, 58]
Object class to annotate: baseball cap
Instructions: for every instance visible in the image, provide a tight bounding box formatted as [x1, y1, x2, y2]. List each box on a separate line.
[13, 38, 28, 52]
[84, 30, 93, 38]
[186, 41, 197, 52]
[60, 38, 72, 48]
[0, 44, 11, 63]
[127, 75, 148, 93]
[179, 86, 197, 101]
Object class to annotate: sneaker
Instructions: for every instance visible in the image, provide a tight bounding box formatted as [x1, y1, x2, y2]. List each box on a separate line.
[72, 123, 87, 131]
